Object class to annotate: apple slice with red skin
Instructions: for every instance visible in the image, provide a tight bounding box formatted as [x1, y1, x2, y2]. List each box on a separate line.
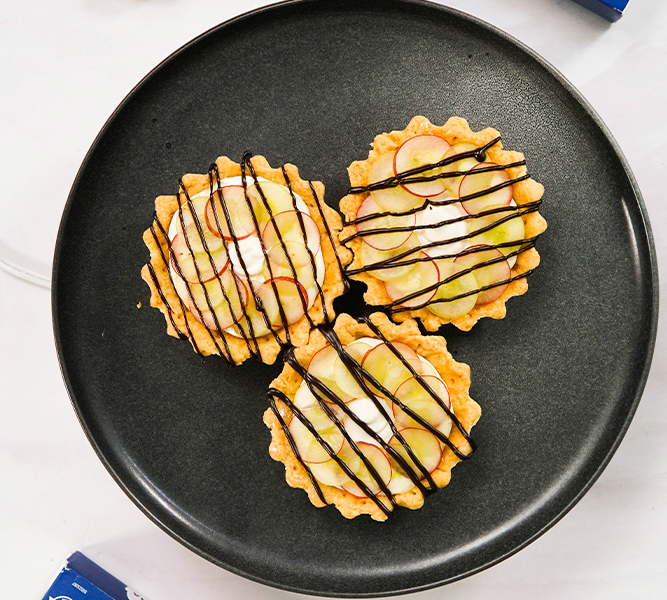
[394, 135, 451, 197]
[468, 204, 525, 259]
[341, 442, 393, 497]
[182, 272, 248, 331]
[359, 233, 420, 282]
[384, 257, 440, 308]
[389, 427, 443, 477]
[246, 180, 296, 229]
[262, 276, 308, 327]
[459, 163, 512, 215]
[360, 341, 420, 397]
[307, 345, 349, 402]
[427, 260, 479, 320]
[288, 403, 345, 464]
[205, 185, 258, 241]
[170, 233, 229, 284]
[354, 196, 415, 251]
[308, 441, 363, 488]
[262, 210, 322, 256]
[333, 339, 375, 399]
[455, 245, 511, 305]
[440, 143, 484, 195]
[263, 240, 317, 289]
[367, 152, 426, 213]
[229, 278, 283, 338]
[393, 375, 452, 437]
[175, 195, 225, 255]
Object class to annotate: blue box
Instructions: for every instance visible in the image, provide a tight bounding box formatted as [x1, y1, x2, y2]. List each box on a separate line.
[570, 0, 630, 21]
[42, 552, 149, 600]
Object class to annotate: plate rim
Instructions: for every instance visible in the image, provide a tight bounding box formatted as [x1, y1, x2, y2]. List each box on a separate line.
[51, 0, 659, 596]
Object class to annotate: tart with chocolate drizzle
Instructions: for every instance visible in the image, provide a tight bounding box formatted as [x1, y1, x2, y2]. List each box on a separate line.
[142, 153, 351, 365]
[264, 313, 480, 521]
[339, 116, 547, 331]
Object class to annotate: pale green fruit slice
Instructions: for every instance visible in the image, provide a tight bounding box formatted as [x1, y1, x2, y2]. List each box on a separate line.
[341, 442, 393, 497]
[175, 195, 224, 254]
[308, 441, 363, 487]
[263, 240, 316, 289]
[389, 427, 443, 476]
[367, 151, 426, 213]
[360, 341, 419, 397]
[205, 185, 258, 241]
[333, 339, 372, 399]
[355, 195, 415, 251]
[393, 135, 451, 197]
[262, 210, 321, 255]
[454, 245, 511, 305]
[439, 143, 483, 196]
[468, 204, 525, 257]
[170, 233, 228, 284]
[246, 180, 295, 228]
[359, 234, 420, 282]
[428, 261, 479, 319]
[383, 257, 440, 308]
[289, 403, 345, 464]
[393, 376, 452, 437]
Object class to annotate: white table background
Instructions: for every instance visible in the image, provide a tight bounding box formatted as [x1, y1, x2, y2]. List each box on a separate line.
[1, 0, 665, 597]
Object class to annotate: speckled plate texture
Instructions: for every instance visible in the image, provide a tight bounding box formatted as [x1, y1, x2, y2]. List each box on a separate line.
[52, 0, 658, 596]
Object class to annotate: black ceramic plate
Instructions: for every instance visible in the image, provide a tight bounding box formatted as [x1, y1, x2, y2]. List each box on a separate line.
[53, 0, 658, 596]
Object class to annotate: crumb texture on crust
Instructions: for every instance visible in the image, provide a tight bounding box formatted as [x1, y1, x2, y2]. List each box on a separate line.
[339, 115, 548, 332]
[142, 154, 352, 365]
[263, 312, 481, 521]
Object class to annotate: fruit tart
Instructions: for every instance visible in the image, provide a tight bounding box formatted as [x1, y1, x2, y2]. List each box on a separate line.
[264, 312, 480, 521]
[339, 116, 547, 331]
[142, 153, 351, 365]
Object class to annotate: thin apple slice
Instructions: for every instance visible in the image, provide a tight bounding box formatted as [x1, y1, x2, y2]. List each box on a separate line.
[440, 143, 484, 195]
[229, 279, 281, 338]
[361, 341, 419, 397]
[308, 441, 363, 488]
[355, 195, 415, 251]
[415, 195, 470, 259]
[333, 347, 367, 399]
[170, 233, 229, 283]
[455, 245, 511, 305]
[175, 195, 224, 254]
[459, 163, 512, 214]
[394, 135, 451, 197]
[341, 442, 393, 497]
[246, 180, 295, 229]
[393, 376, 452, 437]
[262, 210, 321, 255]
[186, 273, 248, 331]
[307, 345, 348, 402]
[428, 261, 479, 319]
[289, 404, 345, 464]
[468, 204, 525, 258]
[262, 276, 308, 326]
[359, 234, 420, 282]
[205, 185, 258, 241]
[263, 240, 317, 289]
[389, 427, 443, 476]
[367, 151, 426, 213]
[384, 257, 439, 308]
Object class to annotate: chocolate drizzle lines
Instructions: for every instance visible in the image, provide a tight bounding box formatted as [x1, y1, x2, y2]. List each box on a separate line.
[341, 135, 544, 312]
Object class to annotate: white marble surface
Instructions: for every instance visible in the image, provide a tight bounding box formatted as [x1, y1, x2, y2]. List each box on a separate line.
[0, 0, 665, 598]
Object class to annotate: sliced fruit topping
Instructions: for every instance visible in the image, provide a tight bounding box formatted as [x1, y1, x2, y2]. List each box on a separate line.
[341, 442, 393, 497]
[394, 135, 451, 197]
[261, 276, 308, 326]
[229, 279, 281, 338]
[246, 180, 295, 226]
[263, 240, 317, 289]
[468, 204, 525, 258]
[361, 341, 420, 398]
[289, 403, 345, 464]
[180, 271, 248, 331]
[427, 261, 479, 319]
[440, 143, 484, 195]
[308, 441, 362, 488]
[367, 152, 426, 213]
[333, 340, 372, 399]
[205, 185, 258, 241]
[307, 345, 348, 402]
[175, 195, 224, 254]
[454, 245, 511, 305]
[384, 257, 440, 308]
[170, 233, 229, 284]
[393, 376, 452, 436]
[415, 194, 469, 258]
[389, 428, 443, 477]
[459, 163, 512, 215]
[359, 233, 420, 282]
[262, 210, 321, 255]
[354, 196, 415, 251]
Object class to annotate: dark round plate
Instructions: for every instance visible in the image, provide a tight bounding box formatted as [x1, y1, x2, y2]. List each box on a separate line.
[52, 0, 658, 596]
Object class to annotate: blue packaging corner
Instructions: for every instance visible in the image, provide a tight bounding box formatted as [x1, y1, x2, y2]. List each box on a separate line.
[42, 552, 148, 600]
[570, 0, 630, 21]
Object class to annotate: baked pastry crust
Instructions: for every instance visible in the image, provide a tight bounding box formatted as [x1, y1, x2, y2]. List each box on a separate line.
[339, 116, 548, 331]
[142, 154, 352, 365]
[263, 312, 481, 521]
